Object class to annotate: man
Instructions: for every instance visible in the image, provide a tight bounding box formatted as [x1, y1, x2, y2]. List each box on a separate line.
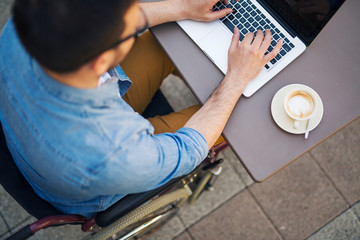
[0, 0, 282, 217]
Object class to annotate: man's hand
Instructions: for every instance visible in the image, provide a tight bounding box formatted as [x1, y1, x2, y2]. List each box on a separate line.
[227, 28, 283, 90]
[185, 29, 283, 148]
[172, 0, 233, 22]
[140, 0, 236, 28]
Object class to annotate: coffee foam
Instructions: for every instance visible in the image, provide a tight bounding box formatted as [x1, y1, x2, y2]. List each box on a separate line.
[286, 91, 314, 118]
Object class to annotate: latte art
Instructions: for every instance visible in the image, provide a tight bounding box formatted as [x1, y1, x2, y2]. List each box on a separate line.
[285, 91, 314, 119]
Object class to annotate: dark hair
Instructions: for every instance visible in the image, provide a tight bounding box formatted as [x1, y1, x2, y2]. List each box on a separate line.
[13, 0, 136, 73]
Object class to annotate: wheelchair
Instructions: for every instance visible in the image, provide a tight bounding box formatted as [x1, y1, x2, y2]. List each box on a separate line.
[0, 90, 228, 240]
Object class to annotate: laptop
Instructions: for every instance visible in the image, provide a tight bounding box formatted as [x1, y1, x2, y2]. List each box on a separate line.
[177, 0, 345, 97]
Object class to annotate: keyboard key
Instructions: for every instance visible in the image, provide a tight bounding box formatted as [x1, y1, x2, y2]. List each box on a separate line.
[248, 17, 254, 23]
[275, 55, 281, 61]
[270, 23, 275, 29]
[271, 40, 277, 46]
[285, 38, 290, 43]
[244, 12, 250, 18]
[237, 23, 244, 30]
[246, 6, 252, 12]
[279, 49, 286, 56]
[265, 64, 270, 69]
[253, 22, 259, 28]
[240, 34, 245, 41]
[259, 20, 266, 25]
[233, 19, 239, 25]
[242, 28, 249, 35]
[241, 1, 248, 7]
[250, 10, 257, 16]
[230, 0, 236, 4]
[265, 19, 270, 24]
[228, 15, 235, 20]
[240, 17, 246, 23]
[249, 26, 255, 33]
[239, 8, 245, 14]
[256, 9, 261, 14]
[273, 34, 280, 40]
[268, 45, 274, 51]
[283, 43, 291, 52]
[289, 42, 295, 48]
[275, 28, 280, 33]
[235, 12, 241, 18]
[222, 19, 235, 33]
[270, 59, 277, 64]
[261, 14, 266, 19]
[280, 33, 285, 38]
[255, 15, 261, 21]
[235, 3, 241, 9]
[244, 22, 251, 28]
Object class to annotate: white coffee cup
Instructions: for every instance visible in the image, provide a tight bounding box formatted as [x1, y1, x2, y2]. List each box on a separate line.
[284, 90, 317, 129]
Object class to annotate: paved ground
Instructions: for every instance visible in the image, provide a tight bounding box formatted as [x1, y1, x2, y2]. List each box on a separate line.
[1, 1, 360, 240]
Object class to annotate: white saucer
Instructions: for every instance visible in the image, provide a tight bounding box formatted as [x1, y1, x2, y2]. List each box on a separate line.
[271, 84, 324, 134]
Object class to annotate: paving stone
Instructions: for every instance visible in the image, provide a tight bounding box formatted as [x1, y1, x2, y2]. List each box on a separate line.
[0, 215, 9, 238]
[0, 186, 31, 229]
[250, 153, 347, 240]
[0, 0, 13, 31]
[147, 215, 186, 240]
[0, 232, 10, 240]
[310, 118, 360, 205]
[160, 74, 199, 112]
[174, 231, 192, 240]
[29, 224, 90, 240]
[189, 190, 281, 240]
[178, 158, 245, 227]
[351, 201, 360, 221]
[221, 147, 255, 187]
[307, 209, 360, 240]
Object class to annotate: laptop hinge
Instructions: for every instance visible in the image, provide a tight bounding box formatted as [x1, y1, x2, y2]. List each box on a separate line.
[255, 0, 298, 41]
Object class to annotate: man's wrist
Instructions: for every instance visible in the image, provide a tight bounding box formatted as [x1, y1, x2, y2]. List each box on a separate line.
[224, 71, 250, 93]
[166, 0, 187, 21]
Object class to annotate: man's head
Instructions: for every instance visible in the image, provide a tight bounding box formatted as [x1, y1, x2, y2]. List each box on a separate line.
[13, 0, 141, 75]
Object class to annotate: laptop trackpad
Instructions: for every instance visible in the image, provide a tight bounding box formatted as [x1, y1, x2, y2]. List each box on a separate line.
[199, 25, 232, 74]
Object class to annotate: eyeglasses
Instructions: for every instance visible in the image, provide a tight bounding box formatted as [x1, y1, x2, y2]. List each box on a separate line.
[81, 8, 149, 64]
[111, 8, 149, 47]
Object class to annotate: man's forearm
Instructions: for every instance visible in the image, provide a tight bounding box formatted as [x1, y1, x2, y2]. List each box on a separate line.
[139, 1, 184, 28]
[184, 73, 247, 149]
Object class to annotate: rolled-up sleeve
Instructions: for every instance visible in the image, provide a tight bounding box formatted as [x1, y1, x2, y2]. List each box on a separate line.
[92, 126, 208, 195]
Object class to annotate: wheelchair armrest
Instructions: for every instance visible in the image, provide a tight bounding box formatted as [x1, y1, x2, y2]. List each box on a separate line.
[94, 177, 181, 228]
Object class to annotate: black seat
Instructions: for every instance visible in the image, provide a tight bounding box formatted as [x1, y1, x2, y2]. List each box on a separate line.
[0, 90, 174, 223]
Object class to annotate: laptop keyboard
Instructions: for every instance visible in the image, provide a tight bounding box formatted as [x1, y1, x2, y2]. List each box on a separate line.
[213, 0, 295, 69]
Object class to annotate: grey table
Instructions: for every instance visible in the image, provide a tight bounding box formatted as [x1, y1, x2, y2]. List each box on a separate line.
[149, 0, 360, 182]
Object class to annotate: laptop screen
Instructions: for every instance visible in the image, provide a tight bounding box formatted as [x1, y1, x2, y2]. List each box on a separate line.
[261, 0, 345, 45]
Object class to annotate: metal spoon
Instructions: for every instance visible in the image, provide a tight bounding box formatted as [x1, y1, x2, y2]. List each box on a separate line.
[305, 118, 311, 139]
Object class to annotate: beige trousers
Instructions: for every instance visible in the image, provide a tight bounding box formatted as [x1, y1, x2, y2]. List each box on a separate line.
[121, 31, 224, 145]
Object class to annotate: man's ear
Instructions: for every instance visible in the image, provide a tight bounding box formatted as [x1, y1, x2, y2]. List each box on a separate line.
[89, 50, 116, 76]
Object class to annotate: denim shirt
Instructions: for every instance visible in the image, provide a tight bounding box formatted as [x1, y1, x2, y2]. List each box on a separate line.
[0, 20, 208, 217]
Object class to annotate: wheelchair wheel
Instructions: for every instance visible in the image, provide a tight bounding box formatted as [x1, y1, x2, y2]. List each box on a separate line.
[89, 188, 190, 240]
